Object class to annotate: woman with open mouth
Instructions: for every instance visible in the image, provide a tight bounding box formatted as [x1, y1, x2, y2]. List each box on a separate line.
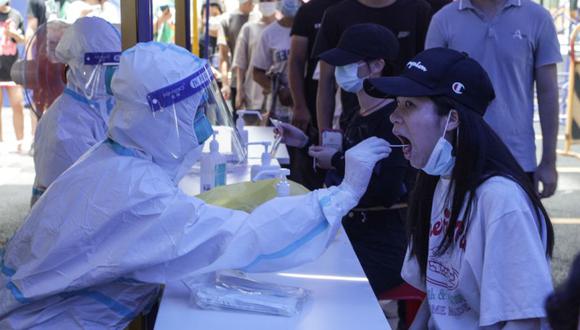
[365, 47, 555, 329]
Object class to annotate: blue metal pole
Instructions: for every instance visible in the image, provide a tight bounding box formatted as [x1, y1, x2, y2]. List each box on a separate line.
[185, 0, 192, 51]
[137, 0, 154, 42]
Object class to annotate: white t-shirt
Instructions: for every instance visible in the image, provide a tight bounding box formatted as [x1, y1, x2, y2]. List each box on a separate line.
[232, 20, 271, 110]
[65, 0, 121, 25]
[402, 176, 553, 329]
[250, 21, 291, 120]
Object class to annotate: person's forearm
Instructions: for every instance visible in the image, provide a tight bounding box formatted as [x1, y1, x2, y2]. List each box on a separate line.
[316, 62, 336, 134]
[289, 38, 308, 108]
[236, 67, 245, 92]
[536, 65, 559, 164]
[219, 45, 230, 87]
[289, 58, 308, 108]
[253, 67, 271, 92]
[25, 18, 38, 42]
[7, 30, 25, 44]
[153, 18, 163, 35]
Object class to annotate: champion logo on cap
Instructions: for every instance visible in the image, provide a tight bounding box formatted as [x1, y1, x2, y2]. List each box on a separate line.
[452, 82, 465, 95]
[406, 61, 427, 72]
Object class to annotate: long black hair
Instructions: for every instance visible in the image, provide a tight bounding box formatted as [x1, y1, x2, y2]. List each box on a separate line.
[407, 96, 554, 276]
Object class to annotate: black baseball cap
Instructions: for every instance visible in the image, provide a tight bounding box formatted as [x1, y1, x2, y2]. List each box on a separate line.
[318, 24, 399, 66]
[364, 48, 495, 116]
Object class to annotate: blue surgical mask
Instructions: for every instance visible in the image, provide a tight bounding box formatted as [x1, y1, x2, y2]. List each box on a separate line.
[281, 0, 300, 17]
[104, 66, 117, 96]
[335, 62, 364, 93]
[422, 113, 455, 176]
[194, 109, 213, 145]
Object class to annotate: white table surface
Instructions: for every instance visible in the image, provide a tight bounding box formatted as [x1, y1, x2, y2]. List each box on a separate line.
[154, 230, 391, 330]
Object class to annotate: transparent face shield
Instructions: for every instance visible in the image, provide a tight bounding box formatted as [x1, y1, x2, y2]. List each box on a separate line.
[10, 20, 70, 119]
[82, 52, 122, 100]
[145, 61, 246, 164]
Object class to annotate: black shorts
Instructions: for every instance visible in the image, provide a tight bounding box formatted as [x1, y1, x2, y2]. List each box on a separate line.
[0, 55, 17, 82]
[342, 208, 408, 295]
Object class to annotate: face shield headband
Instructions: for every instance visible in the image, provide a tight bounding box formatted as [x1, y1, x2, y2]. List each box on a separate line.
[146, 62, 213, 112]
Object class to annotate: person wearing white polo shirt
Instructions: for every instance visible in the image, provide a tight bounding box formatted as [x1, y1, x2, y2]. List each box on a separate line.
[425, 0, 562, 199]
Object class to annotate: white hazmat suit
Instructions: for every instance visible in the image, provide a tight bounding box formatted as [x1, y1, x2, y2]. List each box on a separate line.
[0, 42, 392, 329]
[32, 17, 121, 205]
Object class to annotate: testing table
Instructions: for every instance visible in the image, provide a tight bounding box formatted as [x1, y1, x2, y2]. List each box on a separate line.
[154, 230, 391, 330]
[159, 125, 390, 329]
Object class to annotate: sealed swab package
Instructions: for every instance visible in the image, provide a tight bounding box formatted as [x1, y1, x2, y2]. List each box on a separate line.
[190, 271, 310, 317]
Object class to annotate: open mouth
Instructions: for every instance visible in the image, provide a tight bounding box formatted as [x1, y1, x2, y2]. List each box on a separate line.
[396, 134, 412, 159]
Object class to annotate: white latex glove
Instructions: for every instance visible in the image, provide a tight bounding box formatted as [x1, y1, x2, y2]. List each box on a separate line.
[274, 122, 309, 148]
[339, 137, 392, 201]
[308, 145, 337, 169]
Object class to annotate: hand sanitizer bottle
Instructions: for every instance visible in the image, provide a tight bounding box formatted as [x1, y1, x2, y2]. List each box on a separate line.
[200, 131, 227, 192]
[276, 169, 291, 197]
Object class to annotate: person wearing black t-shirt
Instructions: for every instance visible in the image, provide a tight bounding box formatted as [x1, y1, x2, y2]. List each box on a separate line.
[27, 0, 47, 32]
[287, 0, 337, 190]
[312, 0, 432, 135]
[278, 24, 411, 296]
[289, 0, 336, 132]
[26, 0, 47, 56]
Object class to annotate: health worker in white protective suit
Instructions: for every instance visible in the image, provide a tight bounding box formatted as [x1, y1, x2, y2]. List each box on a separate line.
[0, 42, 392, 329]
[31, 17, 121, 206]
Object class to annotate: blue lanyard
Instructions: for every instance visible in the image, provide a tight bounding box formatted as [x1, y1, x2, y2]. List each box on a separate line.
[105, 138, 137, 157]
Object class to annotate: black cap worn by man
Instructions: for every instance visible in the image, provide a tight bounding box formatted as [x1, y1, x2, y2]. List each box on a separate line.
[364, 47, 496, 116]
[318, 23, 399, 66]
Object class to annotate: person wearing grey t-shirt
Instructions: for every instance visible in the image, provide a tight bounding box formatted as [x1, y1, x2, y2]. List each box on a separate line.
[217, 0, 257, 107]
[425, 0, 562, 198]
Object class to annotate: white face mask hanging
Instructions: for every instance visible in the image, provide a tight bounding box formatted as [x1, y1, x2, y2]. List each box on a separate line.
[422, 112, 456, 176]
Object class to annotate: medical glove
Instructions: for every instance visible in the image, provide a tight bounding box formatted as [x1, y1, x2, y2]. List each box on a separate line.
[308, 145, 337, 170]
[275, 122, 309, 148]
[338, 137, 391, 201]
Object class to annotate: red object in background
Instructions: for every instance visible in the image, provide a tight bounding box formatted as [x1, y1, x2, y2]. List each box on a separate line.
[18, 21, 69, 119]
[379, 282, 426, 327]
[28, 27, 66, 119]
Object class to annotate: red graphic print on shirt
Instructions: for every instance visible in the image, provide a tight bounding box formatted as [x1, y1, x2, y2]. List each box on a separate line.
[0, 20, 17, 56]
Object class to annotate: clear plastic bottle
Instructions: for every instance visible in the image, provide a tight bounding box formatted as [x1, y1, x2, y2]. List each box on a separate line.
[276, 169, 291, 197]
[200, 131, 227, 192]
